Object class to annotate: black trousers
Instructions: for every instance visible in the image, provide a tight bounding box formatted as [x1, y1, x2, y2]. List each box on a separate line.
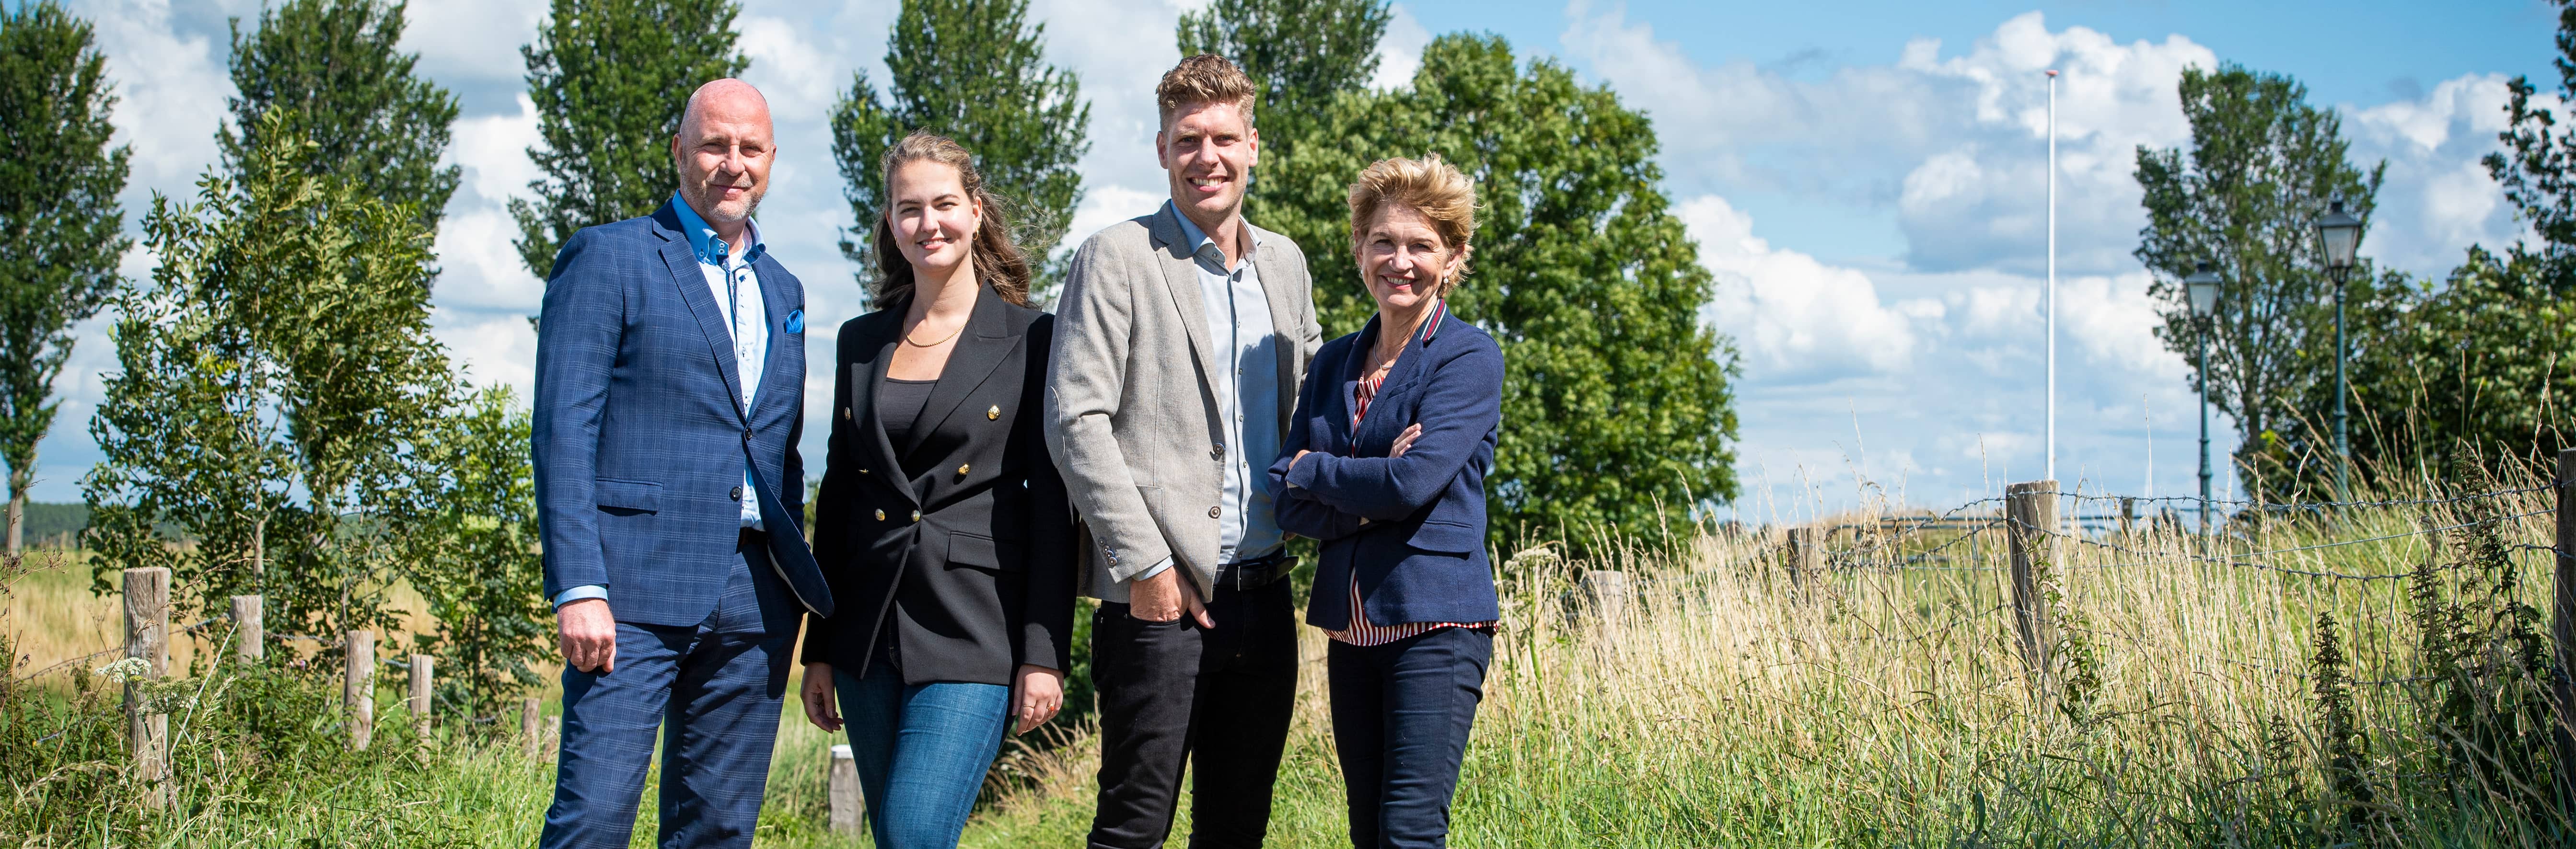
[1327, 627, 1492, 849]
[1088, 577, 1299, 849]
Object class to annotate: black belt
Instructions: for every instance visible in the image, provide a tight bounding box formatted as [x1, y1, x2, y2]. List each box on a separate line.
[1216, 550, 1293, 591]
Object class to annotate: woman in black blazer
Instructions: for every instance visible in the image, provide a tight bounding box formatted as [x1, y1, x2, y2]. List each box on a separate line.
[798, 132, 1074, 848]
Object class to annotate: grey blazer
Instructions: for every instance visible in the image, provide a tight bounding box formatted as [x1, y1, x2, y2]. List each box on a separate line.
[1043, 206, 1323, 602]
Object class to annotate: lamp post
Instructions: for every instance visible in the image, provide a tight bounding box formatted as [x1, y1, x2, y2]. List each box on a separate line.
[2315, 197, 2362, 503]
[2185, 262, 2222, 536]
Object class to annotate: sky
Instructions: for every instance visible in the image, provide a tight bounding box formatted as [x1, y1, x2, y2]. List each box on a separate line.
[21, 0, 2561, 528]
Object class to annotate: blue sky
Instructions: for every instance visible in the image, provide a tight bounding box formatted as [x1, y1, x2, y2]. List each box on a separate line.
[25, 0, 2559, 529]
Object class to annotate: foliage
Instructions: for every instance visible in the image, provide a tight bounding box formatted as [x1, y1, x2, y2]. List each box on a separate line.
[0, 0, 130, 559]
[2338, 247, 2575, 478]
[513, 0, 747, 281]
[2484, 0, 2576, 293]
[218, 0, 461, 239]
[830, 0, 1088, 297]
[1174, 0, 1390, 169]
[403, 387, 551, 721]
[83, 110, 451, 651]
[2134, 62, 2384, 498]
[1254, 34, 1740, 545]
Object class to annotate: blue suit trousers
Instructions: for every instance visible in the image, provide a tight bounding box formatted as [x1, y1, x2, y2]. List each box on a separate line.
[542, 537, 795, 849]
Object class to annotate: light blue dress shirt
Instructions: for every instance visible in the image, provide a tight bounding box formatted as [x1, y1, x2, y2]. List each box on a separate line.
[555, 194, 770, 608]
[1132, 203, 1284, 583]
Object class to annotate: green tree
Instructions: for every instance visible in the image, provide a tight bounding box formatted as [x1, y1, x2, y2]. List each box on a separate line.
[404, 386, 550, 719]
[1174, 0, 1389, 168]
[219, 0, 461, 238]
[1262, 34, 1740, 544]
[85, 110, 453, 645]
[0, 1, 129, 562]
[514, 0, 746, 280]
[832, 0, 1086, 297]
[2341, 248, 2574, 473]
[2486, 0, 2576, 292]
[2133, 63, 2383, 497]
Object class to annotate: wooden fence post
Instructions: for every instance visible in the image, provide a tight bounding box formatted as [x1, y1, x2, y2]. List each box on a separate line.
[2552, 449, 2574, 812]
[1786, 528, 1820, 592]
[2118, 497, 2136, 536]
[122, 567, 170, 809]
[346, 631, 375, 751]
[408, 654, 434, 743]
[829, 744, 861, 834]
[523, 697, 544, 759]
[2006, 482, 2058, 698]
[1577, 570, 1631, 624]
[230, 595, 263, 662]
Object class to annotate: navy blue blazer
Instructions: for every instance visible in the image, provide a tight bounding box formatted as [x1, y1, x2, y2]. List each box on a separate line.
[1266, 310, 1503, 631]
[531, 202, 833, 628]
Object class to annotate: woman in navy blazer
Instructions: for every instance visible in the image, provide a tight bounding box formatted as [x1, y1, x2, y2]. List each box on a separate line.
[1267, 156, 1502, 849]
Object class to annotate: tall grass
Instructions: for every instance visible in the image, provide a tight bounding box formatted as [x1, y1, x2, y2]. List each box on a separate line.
[5, 461, 2567, 846]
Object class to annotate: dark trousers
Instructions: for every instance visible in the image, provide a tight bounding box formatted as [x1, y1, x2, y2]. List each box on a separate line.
[1088, 577, 1299, 849]
[1327, 627, 1492, 849]
[542, 536, 795, 849]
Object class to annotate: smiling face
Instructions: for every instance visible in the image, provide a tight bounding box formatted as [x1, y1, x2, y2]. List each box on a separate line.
[885, 159, 981, 276]
[671, 80, 775, 227]
[1358, 202, 1466, 315]
[1157, 100, 1258, 228]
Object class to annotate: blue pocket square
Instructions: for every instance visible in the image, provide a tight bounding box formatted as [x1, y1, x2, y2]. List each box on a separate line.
[785, 309, 804, 334]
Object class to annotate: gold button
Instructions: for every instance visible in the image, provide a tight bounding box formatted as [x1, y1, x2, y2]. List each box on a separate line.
[986, 405, 1000, 421]
[1208, 506, 1221, 518]
[957, 464, 971, 475]
[910, 510, 921, 521]
[859, 468, 870, 475]
[874, 509, 885, 521]
[842, 408, 851, 420]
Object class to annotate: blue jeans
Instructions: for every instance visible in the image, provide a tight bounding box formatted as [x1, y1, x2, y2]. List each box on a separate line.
[835, 667, 1010, 848]
[1327, 627, 1492, 849]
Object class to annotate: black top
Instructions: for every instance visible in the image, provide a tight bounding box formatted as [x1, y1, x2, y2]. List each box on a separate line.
[876, 377, 937, 464]
[802, 287, 1077, 687]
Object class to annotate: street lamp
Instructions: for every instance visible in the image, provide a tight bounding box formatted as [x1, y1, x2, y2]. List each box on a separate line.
[2315, 196, 2363, 503]
[2185, 261, 2222, 536]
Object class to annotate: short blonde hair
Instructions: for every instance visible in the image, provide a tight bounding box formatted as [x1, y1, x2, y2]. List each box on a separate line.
[1157, 54, 1258, 129]
[1347, 155, 1478, 289]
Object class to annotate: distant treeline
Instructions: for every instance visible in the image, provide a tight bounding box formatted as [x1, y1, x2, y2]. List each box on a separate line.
[17, 502, 89, 540]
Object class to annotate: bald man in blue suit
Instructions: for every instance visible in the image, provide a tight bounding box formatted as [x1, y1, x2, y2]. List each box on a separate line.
[532, 79, 833, 849]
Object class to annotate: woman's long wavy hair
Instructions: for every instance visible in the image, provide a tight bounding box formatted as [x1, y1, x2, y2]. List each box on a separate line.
[869, 131, 1034, 308]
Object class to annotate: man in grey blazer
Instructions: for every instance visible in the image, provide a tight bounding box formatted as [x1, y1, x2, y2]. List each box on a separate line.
[1044, 55, 1322, 848]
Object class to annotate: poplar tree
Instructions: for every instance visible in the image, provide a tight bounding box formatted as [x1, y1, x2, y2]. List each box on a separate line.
[514, 0, 746, 280]
[219, 0, 460, 237]
[1262, 35, 1741, 544]
[831, 0, 1087, 296]
[2133, 63, 2383, 494]
[1174, 0, 1389, 168]
[0, 1, 129, 561]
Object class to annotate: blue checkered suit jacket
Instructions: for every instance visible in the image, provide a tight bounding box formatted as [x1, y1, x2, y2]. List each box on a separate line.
[532, 202, 834, 627]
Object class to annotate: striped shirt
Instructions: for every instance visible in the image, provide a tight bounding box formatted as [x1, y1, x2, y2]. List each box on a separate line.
[1325, 299, 1494, 647]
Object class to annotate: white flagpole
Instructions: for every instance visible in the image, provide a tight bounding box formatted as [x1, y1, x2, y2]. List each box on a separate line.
[2045, 68, 2058, 484]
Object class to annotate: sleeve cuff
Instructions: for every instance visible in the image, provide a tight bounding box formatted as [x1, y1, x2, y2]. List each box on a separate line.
[553, 585, 607, 608]
[1128, 557, 1174, 583]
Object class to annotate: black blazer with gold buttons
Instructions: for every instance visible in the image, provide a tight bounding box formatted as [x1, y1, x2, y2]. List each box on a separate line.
[800, 286, 1075, 686]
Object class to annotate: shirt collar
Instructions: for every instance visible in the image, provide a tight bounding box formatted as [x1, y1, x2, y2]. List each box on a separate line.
[1167, 201, 1259, 264]
[672, 191, 765, 266]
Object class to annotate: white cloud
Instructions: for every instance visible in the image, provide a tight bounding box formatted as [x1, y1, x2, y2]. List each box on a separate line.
[1372, 4, 1431, 91]
[1685, 195, 1918, 379]
[2346, 74, 2533, 273]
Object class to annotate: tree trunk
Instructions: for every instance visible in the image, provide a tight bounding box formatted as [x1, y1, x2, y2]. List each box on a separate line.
[5, 461, 30, 561]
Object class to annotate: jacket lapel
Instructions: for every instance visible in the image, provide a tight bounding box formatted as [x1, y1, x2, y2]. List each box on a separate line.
[902, 287, 1016, 457]
[748, 252, 800, 423]
[1248, 223, 1303, 431]
[651, 203, 746, 422]
[1149, 207, 1220, 409]
[849, 310, 919, 505]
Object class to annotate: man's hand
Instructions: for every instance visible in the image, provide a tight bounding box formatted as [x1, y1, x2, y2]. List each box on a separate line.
[558, 597, 617, 673]
[1127, 567, 1214, 628]
[801, 664, 842, 732]
[1013, 664, 1065, 734]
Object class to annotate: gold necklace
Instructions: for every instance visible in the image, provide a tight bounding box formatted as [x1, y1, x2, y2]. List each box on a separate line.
[903, 320, 965, 347]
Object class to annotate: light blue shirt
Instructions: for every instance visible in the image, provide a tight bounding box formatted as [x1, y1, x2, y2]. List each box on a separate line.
[1133, 203, 1284, 583]
[555, 194, 770, 609]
